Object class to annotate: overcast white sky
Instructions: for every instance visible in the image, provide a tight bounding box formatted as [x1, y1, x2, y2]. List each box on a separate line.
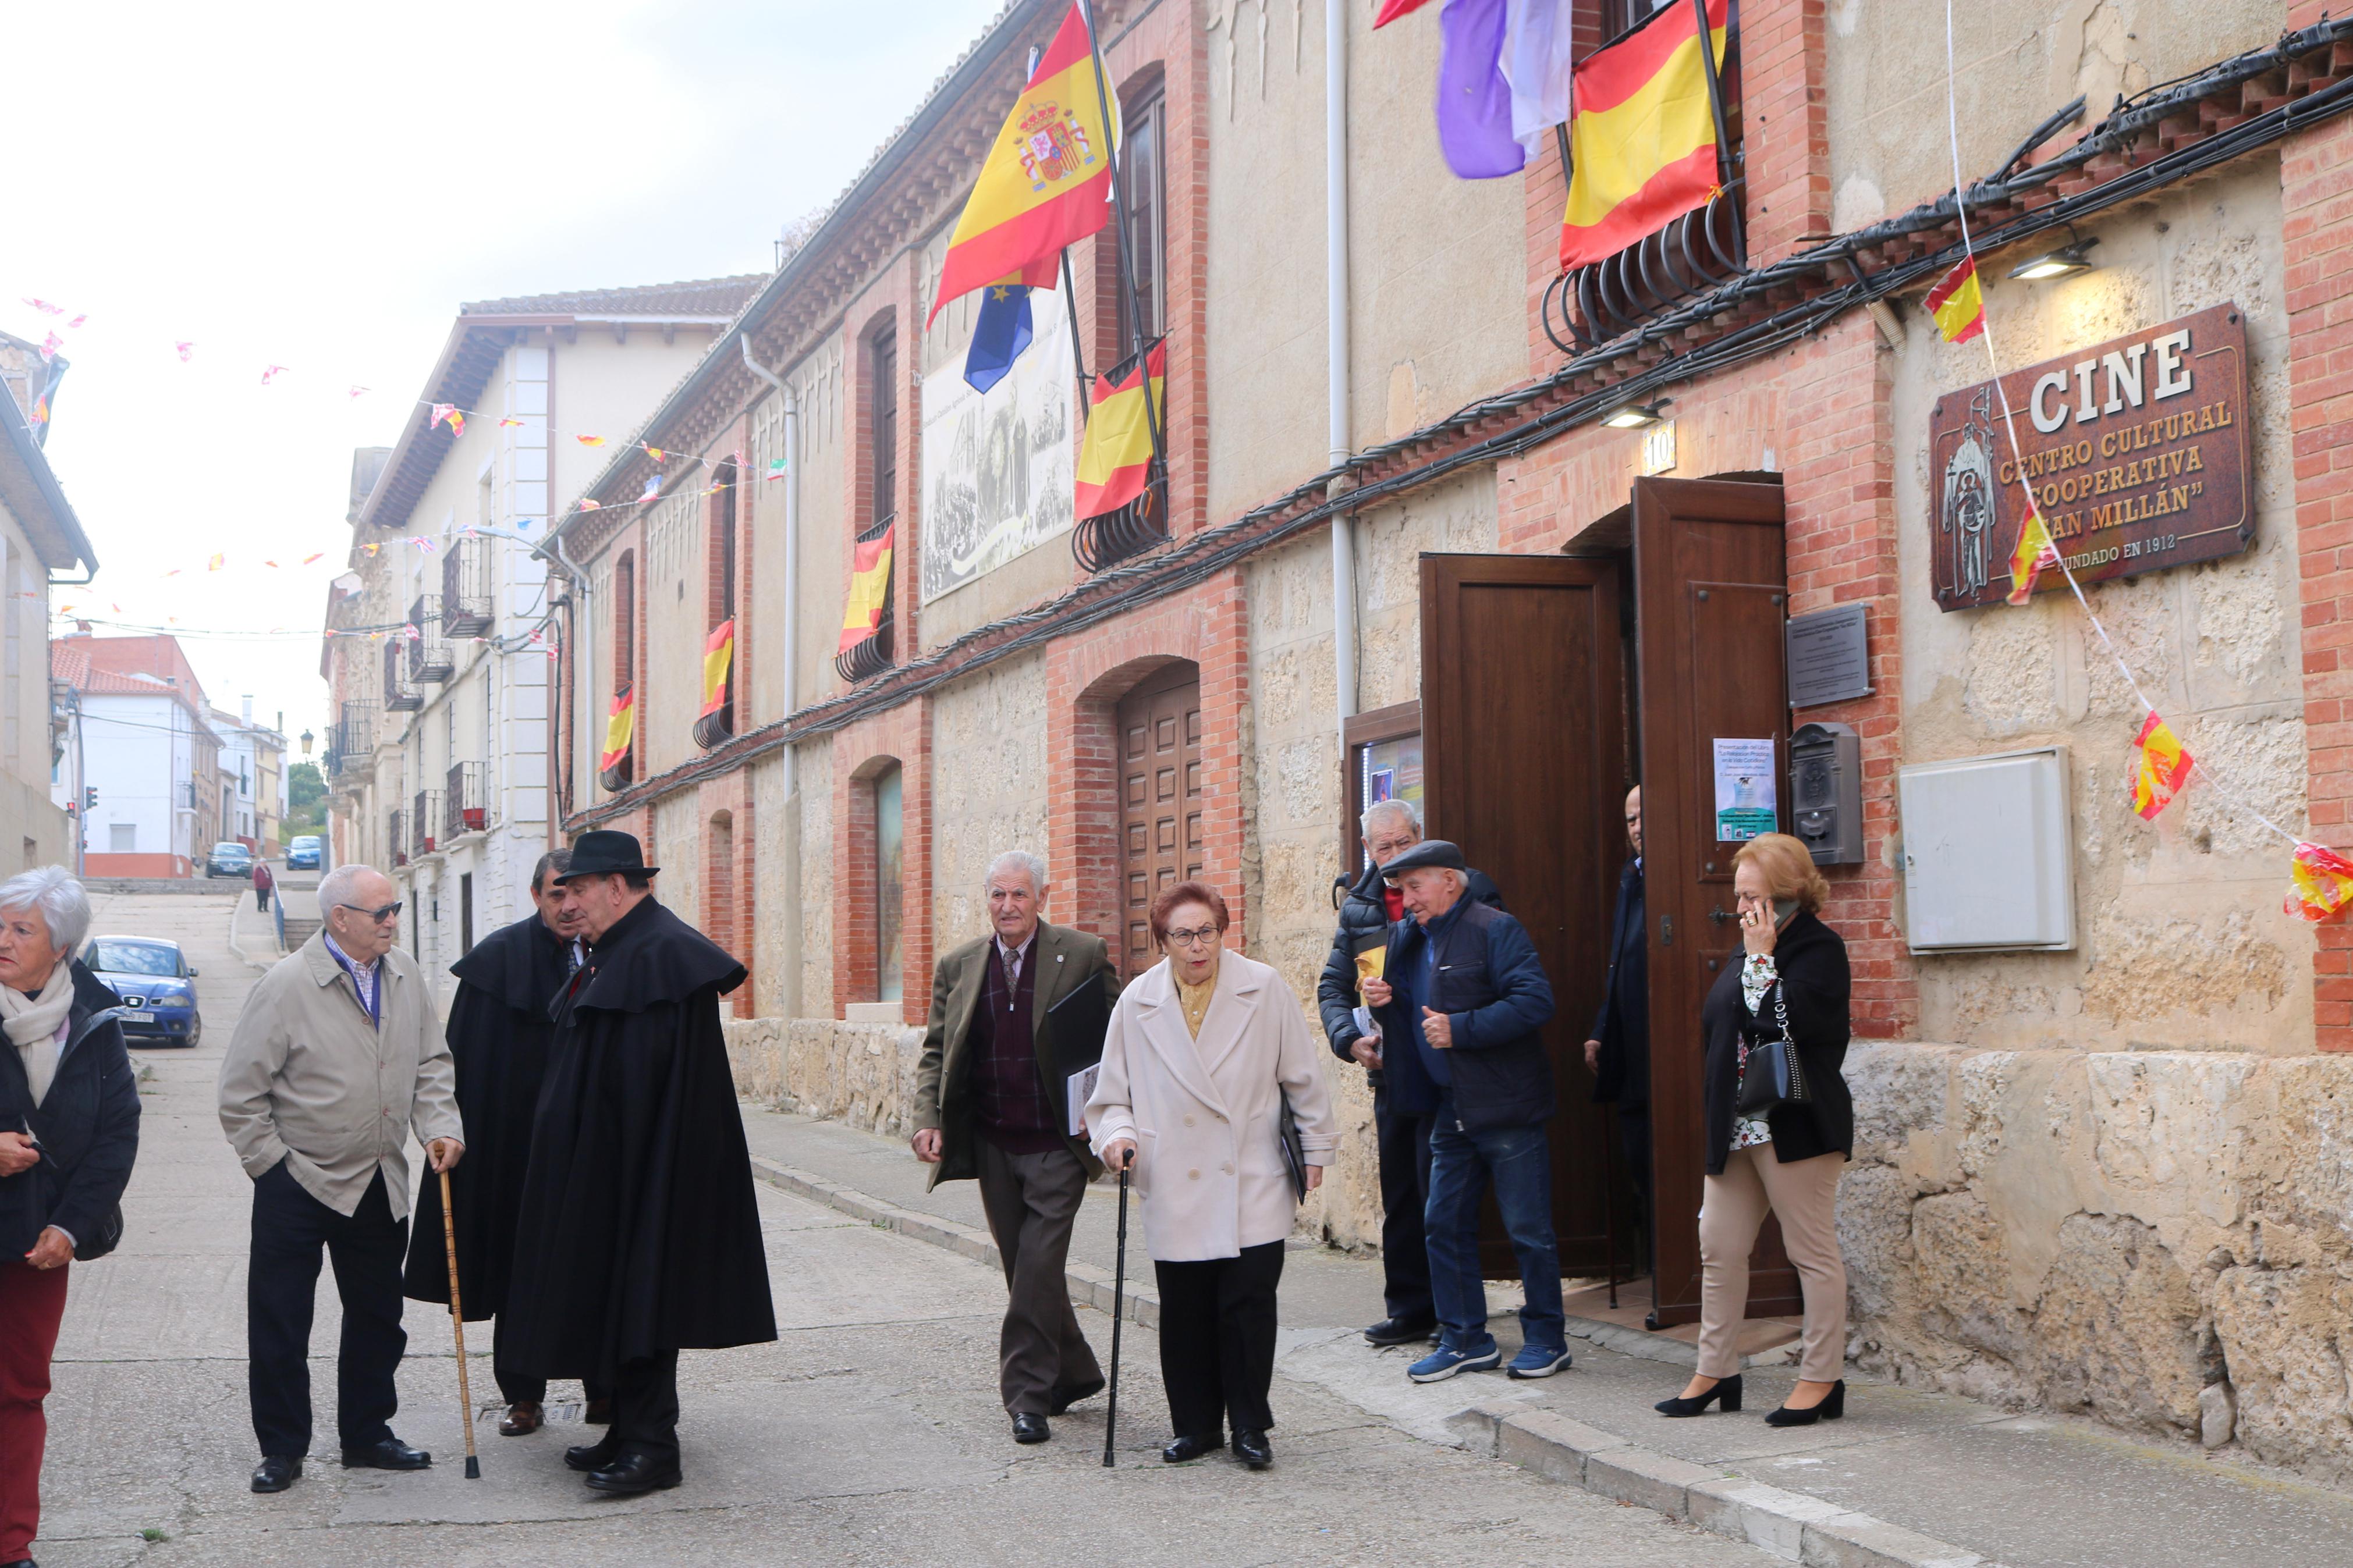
[6, 0, 999, 755]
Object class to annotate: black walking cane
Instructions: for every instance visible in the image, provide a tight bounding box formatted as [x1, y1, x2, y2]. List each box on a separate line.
[1102, 1153, 1131, 1468]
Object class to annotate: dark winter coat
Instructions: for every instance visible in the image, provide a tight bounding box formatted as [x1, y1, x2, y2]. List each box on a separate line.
[501, 895, 776, 1379]
[402, 912, 574, 1318]
[1315, 859, 1503, 1074]
[0, 962, 140, 1257]
[1699, 909, 1853, 1175]
[1375, 899, 1556, 1131]
[1588, 859, 1649, 1105]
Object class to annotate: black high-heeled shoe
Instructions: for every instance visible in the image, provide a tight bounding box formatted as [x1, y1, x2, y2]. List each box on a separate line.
[1763, 1379, 1845, 1427]
[1654, 1374, 1741, 1417]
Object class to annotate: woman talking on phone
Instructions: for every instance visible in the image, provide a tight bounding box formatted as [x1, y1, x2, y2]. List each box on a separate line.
[1655, 834, 1854, 1427]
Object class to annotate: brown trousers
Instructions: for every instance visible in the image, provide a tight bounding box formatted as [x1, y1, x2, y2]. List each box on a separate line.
[973, 1139, 1102, 1414]
[1697, 1146, 1848, 1382]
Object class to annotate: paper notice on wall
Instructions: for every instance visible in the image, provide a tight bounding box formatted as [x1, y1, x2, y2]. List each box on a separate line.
[1066, 1062, 1100, 1137]
[1713, 738, 1778, 842]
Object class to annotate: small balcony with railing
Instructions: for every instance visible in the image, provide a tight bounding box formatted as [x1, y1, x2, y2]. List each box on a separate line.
[599, 686, 634, 794]
[388, 808, 408, 869]
[407, 595, 452, 683]
[1071, 339, 1170, 574]
[383, 638, 421, 712]
[446, 761, 488, 836]
[328, 702, 378, 779]
[834, 519, 896, 685]
[410, 790, 443, 859]
[441, 537, 494, 638]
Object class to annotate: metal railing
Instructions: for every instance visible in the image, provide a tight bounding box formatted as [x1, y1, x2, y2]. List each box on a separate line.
[411, 790, 443, 858]
[1542, 183, 1748, 353]
[329, 703, 378, 777]
[833, 520, 896, 685]
[383, 639, 420, 712]
[407, 595, 452, 682]
[1072, 464, 1169, 573]
[446, 761, 488, 835]
[441, 537, 494, 637]
[388, 809, 407, 868]
[599, 686, 633, 793]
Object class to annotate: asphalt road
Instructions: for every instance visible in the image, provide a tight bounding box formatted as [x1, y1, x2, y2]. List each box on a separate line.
[30, 886, 1778, 1567]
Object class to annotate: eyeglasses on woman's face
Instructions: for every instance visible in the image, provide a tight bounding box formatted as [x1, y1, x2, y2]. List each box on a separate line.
[1163, 925, 1220, 950]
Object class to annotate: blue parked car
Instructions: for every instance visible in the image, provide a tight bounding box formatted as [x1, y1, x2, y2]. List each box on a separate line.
[286, 835, 322, 871]
[81, 936, 202, 1048]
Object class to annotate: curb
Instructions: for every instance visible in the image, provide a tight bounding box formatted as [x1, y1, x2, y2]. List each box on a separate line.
[747, 1140, 1998, 1568]
[747, 1154, 1162, 1328]
[1446, 1401, 1996, 1568]
[223, 891, 276, 974]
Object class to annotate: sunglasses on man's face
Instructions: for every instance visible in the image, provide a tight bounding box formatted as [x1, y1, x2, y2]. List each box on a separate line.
[338, 901, 403, 923]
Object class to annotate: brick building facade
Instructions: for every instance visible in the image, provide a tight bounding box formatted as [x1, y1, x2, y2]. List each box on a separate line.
[539, 0, 2353, 1480]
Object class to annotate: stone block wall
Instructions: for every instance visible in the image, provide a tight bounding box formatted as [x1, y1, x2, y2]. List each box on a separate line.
[726, 1016, 928, 1137]
[1842, 1040, 2353, 1482]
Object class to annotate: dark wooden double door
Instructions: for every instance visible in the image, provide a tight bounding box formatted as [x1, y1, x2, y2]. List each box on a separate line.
[1117, 664, 1204, 979]
[1419, 477, 1797, 1323]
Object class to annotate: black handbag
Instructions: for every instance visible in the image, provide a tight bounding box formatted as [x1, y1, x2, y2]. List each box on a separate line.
[1276, 1090, 1308, 1201]
[1735, 983, 1811, 1117]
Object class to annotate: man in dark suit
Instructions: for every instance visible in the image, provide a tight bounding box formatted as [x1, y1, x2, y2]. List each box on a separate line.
[911, 851, 1117, 1446]
[1584, 787, 1651, 1220]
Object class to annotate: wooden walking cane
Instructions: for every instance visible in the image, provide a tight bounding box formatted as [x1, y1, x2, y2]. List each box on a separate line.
[1101, 1157, 1130, 1469]
[438, 1164, 481, 1480]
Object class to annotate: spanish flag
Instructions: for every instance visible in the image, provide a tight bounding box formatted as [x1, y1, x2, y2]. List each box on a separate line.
[1559, 0, 1729, 272]
[840, 524, 895, 653]
[926, 5, 1115, 329]
[700, 619, 734, 719]
[600, 689, 634, 774]
[1924, 257, 1986, 344]
[2006, 505, 2059, 606]
[2286, 841, 2353, 922]
[2130, 712, 2192, 822]
[1074, 342, 1165, 520]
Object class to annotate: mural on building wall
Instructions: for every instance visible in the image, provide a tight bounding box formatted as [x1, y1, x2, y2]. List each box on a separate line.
[919, 293, 1073, 602]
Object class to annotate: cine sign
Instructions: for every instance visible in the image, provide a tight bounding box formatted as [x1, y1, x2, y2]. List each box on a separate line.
[1926, 303, 2253, 611]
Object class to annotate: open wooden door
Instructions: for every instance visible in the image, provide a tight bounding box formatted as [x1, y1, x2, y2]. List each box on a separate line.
[1631, 476, 1798, 1325]
[1420, 553, 1634, 1278]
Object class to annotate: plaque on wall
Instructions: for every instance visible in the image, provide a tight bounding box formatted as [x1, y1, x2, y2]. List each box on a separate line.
[1927, 303, 2253, 612]
[1786, 603, 1871, 707]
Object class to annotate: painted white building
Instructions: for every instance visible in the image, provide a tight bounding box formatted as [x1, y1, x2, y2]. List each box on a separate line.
[50, 658, 210, 877]
[328, 278, 760, 990]
[208, 701, 286, 850]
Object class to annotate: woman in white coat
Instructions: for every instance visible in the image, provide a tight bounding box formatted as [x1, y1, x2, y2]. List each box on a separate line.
[1090, 880, 1339, 1471]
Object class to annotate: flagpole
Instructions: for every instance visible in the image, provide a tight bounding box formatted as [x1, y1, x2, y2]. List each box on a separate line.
[1690, 0, 1740, 239]
[1073, 0, 1165, 474]
[1062, 250, 1091, 429]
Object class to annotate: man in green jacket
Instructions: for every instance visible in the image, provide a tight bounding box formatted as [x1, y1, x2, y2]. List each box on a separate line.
[911, 851, 1116, 1447]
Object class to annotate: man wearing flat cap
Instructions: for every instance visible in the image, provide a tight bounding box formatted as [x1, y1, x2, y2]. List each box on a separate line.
[1359, 840, 1564, 1385]
[501, 831, 776, 1496]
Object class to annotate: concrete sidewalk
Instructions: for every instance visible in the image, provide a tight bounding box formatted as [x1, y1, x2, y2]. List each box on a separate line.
[743, 1105, 2353, 1568]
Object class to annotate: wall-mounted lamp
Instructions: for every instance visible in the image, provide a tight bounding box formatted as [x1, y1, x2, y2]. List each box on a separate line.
[299, 728, 314, 757]
[2008, 237, 2099, 281]
[1603, 400, 1670, 429]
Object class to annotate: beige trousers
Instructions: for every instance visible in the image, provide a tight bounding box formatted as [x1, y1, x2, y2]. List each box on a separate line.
[1696, 1146, 1848, 1382]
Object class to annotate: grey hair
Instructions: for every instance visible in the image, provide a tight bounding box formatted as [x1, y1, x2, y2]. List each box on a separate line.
[530, 848, 574, 894]
[0, 866, 91, 954]
[316, 863, 381, 914]
[1361, 797, 1422, 835]
[983, 850, 1049, 895]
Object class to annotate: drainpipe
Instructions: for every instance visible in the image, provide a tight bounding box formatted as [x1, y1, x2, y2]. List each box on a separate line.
[1327, 0, 1359, 756]
[739, 333, 803, 1017]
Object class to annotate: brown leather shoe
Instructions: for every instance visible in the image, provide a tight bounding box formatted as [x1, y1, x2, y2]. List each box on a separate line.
[499, 1402, 544, 1437]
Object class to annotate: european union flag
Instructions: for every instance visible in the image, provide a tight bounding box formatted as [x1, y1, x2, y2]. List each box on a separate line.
[964, 282, 1034, 393]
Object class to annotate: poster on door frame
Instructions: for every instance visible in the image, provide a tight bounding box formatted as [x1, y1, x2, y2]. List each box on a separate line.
[1713, 738, 1778, 842]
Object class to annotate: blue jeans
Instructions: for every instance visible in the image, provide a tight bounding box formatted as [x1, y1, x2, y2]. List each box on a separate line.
[1422, 1097, 1564, 1356]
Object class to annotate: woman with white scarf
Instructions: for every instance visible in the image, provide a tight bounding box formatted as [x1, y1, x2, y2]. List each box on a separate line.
[0, 866, 140, 1568]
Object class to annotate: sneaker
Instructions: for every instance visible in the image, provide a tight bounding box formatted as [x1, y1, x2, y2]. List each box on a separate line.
[1407, 1343, 1502, 1382]
[1506, 1344, 1573, 1379]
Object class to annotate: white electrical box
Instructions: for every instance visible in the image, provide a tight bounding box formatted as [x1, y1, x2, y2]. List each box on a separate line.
[1898, 746, 2076, 952]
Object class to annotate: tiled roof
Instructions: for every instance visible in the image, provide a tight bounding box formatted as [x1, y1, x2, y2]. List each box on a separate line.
[460, 276, 766, 319]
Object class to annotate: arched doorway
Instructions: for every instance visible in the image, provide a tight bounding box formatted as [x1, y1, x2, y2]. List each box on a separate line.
[1112, 662, 1201, 977]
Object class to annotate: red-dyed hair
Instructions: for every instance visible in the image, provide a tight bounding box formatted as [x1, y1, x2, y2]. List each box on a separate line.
[1149, 880, 1230, 948]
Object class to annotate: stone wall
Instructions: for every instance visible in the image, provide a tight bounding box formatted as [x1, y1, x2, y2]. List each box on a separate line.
[726, 1016, 926, 1136]
[1842, 1040, 2353, 1482]
[928, 652, 1052, 950]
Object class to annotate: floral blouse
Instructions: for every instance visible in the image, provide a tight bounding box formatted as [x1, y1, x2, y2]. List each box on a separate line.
[1730, 953, 1777, 1152]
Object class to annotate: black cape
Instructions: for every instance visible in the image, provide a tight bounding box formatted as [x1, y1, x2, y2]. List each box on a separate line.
[500, 895, 777, 1380]
[401, 912, 574, 1318]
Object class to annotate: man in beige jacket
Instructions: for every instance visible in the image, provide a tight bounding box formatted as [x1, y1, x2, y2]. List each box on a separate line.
[218, 863, 463, 1495]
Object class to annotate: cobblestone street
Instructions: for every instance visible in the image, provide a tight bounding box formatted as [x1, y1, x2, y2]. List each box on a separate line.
[33, 886, 1776, 1568]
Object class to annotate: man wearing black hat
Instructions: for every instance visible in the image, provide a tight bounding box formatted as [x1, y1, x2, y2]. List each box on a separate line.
[1358, 840, 1563, 1385]
[400, 848, 605, 1438]
[500, 831, 777, 1496]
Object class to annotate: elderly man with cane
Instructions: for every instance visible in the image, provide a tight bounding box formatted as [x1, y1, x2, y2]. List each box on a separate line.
[218, 863, 462, 1495]
[502, 831, 775, 1496]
